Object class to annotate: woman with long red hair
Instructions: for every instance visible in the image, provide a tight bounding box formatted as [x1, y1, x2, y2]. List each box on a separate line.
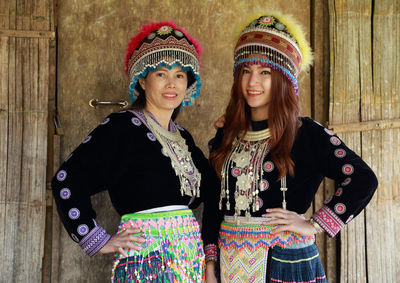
[206, 12, 378, 283]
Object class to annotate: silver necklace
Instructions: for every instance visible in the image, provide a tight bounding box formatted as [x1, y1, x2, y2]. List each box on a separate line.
[144, 111, 201, 198]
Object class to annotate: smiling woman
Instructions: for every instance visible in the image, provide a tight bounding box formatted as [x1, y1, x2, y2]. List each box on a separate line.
[207, 12, 378, 283]
[51, 21, 221, 283]
[138, 67, 188, 129]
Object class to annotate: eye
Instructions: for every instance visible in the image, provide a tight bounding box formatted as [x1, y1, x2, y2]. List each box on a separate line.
[261, 69, 271, 75]
[177, 73, 186, 79]
[242, 69, 250, 74]
[156, 72, 165, 77]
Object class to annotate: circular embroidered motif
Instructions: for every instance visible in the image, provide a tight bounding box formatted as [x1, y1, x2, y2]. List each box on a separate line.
[346, 215, 354, 223]
[336, 187, 343, 196]
[82, 135, 92, 144]
[71, 233, 79, 243]
[68, 208, 80, 220]
[77, 224, 89, 236]
[275, 22, 285, 31]
[341, 177, 352, 186]
[147, 32, 156, 40]
[60, 188, 71, 200]
[263, 161, 274, 172]
[324, 128, 334, 136]
[334, 203, 346, 214]
[101, 118, 110, 125]
[260, 179, 269, 191]
[131, 117, 141, 126]
[342, 164, 354, 175]
[157, 26, 173, 35]
[334, 148, 346, 158]
[174, 30, 184, 37]
[259, 16, 274, 27]
[231, 167, 241, 177]
[324, 196, 333, 204]
[56, 170, 67, 181]
[330, 136, 341, 146]
[147, 132, 156, 141]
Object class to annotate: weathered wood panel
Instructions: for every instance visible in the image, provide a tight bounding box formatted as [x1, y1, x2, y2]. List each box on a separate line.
[311, 1, 336, 281]
[329, 1, 368, 282]
[0, 0, 53, 282]
[364, 0, 400, 282]
[329, 0, 399, 282]
[55, 1, 313, 281]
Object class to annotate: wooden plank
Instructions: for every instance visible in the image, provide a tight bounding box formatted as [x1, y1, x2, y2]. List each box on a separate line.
[311, 0, 333, 280]
[0, 29, 55, 38]
[0, 36, 48, 282]
[0, 35, 10, 283]
[329, 1, 370, 282]
[0, 0, 10, 30]
[364, 0, 400, 282]
[329, 118, 400, 133]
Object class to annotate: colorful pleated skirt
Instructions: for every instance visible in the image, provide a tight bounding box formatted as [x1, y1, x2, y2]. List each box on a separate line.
[219, 216, 326, 283]
[111, 209, 205, 283]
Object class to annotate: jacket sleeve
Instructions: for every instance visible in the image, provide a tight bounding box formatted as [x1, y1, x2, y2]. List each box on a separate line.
[306, 118, 378, 237]
[51, 112, 133, 255]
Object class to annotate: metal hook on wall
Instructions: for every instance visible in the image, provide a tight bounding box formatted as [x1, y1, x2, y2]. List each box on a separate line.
[89, 99, 129, 109]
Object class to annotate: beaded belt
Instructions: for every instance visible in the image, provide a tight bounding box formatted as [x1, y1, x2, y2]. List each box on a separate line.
[219, 215, 315, 251]
[111, 209, 204, 283]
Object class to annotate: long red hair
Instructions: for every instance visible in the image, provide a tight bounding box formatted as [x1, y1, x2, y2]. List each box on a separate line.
[210, 67, 300, 179]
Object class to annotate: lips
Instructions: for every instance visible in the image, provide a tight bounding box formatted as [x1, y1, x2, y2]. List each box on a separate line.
[247, 90, 263, 97]
[162, 92, 178, 99]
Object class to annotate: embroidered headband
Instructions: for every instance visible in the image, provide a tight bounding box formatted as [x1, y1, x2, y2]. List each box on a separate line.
[125, 21, 202, 105]
[233, 12, 313, 94]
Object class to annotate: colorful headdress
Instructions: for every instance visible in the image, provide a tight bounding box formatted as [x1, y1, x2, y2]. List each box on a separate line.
[125, 21, 202, 105]
[234, 12, 313, 94]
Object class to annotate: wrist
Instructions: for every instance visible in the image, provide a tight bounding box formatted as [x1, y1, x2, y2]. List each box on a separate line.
[309, 218, 324, 234]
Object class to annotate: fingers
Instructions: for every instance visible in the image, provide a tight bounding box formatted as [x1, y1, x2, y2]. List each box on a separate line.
[118, 247, 128, 258]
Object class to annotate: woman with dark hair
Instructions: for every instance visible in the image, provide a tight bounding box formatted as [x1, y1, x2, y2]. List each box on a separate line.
[51, 21, 220, 282]
[206, 12, 378, 283]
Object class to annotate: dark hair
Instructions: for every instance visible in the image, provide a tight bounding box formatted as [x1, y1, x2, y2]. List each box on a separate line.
[210, 67, 300, 179]
[129, 69, 196, 121]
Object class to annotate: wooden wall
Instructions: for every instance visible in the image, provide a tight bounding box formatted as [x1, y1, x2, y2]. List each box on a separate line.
[328, 0, 400, 282]
[0, 0, 55, 282]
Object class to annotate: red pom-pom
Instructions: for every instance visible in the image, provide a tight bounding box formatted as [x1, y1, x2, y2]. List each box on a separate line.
[124, 21, 202, 75]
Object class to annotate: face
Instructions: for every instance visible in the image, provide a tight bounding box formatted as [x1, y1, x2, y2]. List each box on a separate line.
[241, 64, 272, 119]
[139, 66, 187, 114]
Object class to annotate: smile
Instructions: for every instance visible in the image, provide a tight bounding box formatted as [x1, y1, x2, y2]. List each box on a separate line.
[163, 92, 178, 99]
[247, 90, 263, 97]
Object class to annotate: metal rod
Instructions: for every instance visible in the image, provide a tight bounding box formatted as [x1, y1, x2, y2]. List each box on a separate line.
[89, 99, 128, 108]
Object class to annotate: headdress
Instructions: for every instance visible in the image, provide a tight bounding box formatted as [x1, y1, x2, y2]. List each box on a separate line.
[234, 12, 313, 94]
[125, 21, 202, 105]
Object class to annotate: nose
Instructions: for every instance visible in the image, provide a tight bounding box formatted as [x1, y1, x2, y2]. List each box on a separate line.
[248, 72, 259, 86]
[166, 75, 176, 88]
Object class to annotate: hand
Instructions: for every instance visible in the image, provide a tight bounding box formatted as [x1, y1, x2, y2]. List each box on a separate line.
[262, 208, 317, 236]
[205, 261, 218, 283]
[98, 228, 145, 257]
[214, 115, 225, 129]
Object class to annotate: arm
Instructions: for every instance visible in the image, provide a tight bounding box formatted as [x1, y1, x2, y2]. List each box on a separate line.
[51, 112, 141, 255]
[306, 118, 378, 237]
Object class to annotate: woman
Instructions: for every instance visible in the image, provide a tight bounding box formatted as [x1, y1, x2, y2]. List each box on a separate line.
[52, 21, 220, 282]
[207, 12, 378, 282]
